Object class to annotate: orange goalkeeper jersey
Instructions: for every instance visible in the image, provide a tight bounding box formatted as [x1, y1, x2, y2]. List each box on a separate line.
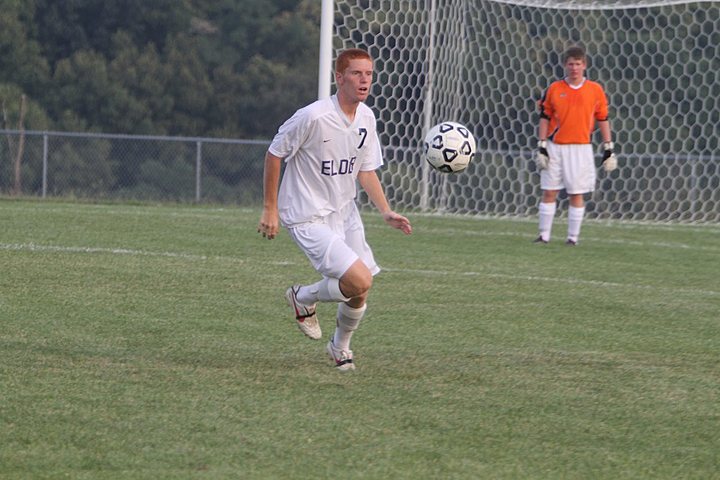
[539, 79, 609, 144]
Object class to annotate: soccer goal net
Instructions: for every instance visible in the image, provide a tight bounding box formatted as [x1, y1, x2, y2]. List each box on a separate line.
[331, 0, 720, 223]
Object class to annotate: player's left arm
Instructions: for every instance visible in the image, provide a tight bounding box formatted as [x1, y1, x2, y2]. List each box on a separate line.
[596, 87, 617, 172]
[357, 170, 412, 235]
[597, 119, 617, 172]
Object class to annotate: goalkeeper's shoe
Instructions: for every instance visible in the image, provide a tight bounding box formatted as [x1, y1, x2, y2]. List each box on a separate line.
[285, 285, 321, 340]
[533, 235, 548, 244]
[326, 339, 355, 372]
[565, 239, 577, 246]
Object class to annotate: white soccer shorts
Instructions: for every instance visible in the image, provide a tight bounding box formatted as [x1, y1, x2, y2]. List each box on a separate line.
[540, 142, 596, 194]
[286, 202, 380, 280]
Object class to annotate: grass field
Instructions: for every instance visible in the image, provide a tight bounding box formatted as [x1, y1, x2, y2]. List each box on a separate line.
[1, 199, 718, 479]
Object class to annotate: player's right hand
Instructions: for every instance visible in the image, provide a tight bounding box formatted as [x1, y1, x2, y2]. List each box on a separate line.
[536, 140, 549, 171]
[257, 209, 279, 240]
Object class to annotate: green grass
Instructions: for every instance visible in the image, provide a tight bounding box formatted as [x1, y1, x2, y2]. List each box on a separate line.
[1, 199, 718, 479]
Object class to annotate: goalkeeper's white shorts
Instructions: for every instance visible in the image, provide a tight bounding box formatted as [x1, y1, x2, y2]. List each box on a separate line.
[540, 142, 596, 194]
[286, 201, 380, 280]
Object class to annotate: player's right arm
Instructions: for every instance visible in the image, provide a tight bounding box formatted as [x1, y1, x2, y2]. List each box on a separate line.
[536, 89, 552, 170]
[536, 118, 550, 171]
[258, 151, 283, 240]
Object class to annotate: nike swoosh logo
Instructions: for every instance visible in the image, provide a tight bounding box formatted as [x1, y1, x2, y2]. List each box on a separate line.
[323, 139, 331, 143]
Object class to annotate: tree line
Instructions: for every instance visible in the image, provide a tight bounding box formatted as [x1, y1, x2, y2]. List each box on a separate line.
[0, 0, 321, 139]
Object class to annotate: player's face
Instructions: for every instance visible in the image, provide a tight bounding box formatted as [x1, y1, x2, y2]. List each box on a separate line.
[564, 57, 586, 83]
[336, 58, 374, 104]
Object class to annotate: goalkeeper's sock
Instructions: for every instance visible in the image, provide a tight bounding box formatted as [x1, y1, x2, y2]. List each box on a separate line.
[538, 202, 556, 242]
[567, 205, 586, 243]
[298, 278, 350, 304]
[333, 302, 366, 351]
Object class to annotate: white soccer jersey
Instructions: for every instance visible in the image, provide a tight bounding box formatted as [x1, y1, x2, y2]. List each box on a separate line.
[269, 94, 383, 227]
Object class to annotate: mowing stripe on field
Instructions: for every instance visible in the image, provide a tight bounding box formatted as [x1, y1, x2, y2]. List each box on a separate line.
[382, 267, 719, 297]
[0, 242, 212, 261]
[406, 227, 720, 253]
[5, 202, 720, 233]
[2, 242, 717, 297]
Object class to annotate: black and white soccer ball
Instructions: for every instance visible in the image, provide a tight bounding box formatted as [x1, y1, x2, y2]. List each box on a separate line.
[424, 122, 476, 173]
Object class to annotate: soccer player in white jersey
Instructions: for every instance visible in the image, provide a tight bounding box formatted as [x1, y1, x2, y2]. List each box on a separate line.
[257, 48, 412, 372]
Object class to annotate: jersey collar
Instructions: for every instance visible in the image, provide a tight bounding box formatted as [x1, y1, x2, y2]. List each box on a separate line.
[564, 77, 586, 89]
[331, 94, 358, 127]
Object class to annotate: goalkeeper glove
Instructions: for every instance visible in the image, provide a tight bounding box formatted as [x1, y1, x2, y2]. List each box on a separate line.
[536, 140, 549, 171]
[602, 142, 617, 172]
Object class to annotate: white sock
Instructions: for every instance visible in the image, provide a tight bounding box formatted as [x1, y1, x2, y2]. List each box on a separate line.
[333, 303, 366, 351]
[567, 206, 585, 243]
[297, 277, 350, 304]
[538, 202, 556, 242]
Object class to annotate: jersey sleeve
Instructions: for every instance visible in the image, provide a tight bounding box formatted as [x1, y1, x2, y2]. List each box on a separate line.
[358, 130, 383, 171]
[356, 106, 383, 171]
[268, 107, 313, 161]
[594, 84, 609, 122]
[539, 85, 553, 120]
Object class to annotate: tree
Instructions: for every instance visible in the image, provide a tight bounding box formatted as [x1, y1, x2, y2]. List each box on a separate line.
[51, 49, 127, 132]
[32, 0, 193, 63]
[7, 0, 323, 138]
[0, 2, 50, 96]
[0, 83, 50, 195]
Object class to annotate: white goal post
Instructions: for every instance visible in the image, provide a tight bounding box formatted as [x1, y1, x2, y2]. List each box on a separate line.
[320, 0, 720, 223]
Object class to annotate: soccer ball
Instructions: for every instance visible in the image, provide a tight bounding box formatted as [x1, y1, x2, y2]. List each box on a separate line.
[424, 122, 476, 173]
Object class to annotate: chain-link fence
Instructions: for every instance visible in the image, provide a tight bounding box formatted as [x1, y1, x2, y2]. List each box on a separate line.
[0, 130, 270, 204]
[2, 128, 719, 223]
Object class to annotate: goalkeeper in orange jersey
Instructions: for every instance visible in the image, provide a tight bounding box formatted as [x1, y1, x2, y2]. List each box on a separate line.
[534, 45, 617, 245]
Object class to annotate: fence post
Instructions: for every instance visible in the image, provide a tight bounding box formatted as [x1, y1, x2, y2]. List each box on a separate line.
[42, 133, 48, 198]
[196, 140, 202, 202]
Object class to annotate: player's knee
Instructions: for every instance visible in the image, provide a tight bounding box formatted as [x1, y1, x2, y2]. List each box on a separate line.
[542, 190, 559, 203]
[354, 270, 373, 296]
[340, 263, 373, 299]
[345, 274, 372, 299]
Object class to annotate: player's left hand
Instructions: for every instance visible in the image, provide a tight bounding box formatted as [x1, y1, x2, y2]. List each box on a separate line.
[602, 142, 617, 172]
[383, 211, 412, 235]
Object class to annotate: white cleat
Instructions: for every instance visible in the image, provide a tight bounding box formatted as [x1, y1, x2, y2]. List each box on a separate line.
[285, 285, 321, 340]
[326, 339, 355, 372]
